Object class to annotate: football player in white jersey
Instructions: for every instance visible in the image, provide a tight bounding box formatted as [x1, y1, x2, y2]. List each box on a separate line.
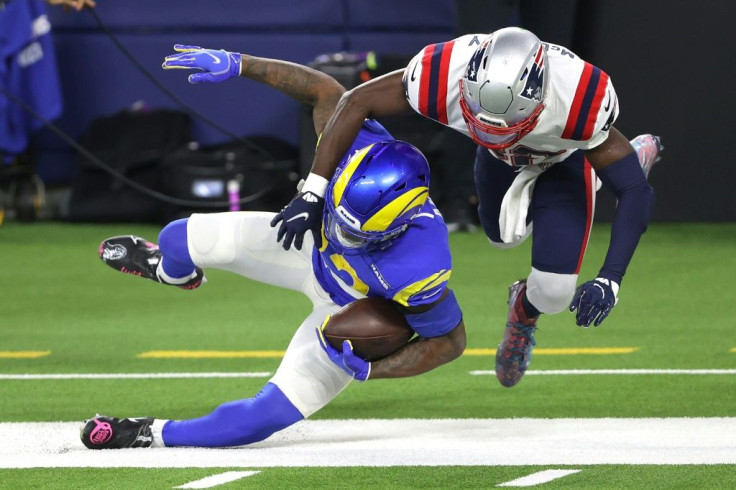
[273, 27, 662, 388]
[80, 45, 466, 449]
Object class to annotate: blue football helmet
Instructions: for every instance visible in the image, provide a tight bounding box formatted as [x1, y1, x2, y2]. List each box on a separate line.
[324, 140, 430, 254]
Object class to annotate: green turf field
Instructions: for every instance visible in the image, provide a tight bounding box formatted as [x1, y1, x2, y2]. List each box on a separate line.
[1, 221, 735, 488]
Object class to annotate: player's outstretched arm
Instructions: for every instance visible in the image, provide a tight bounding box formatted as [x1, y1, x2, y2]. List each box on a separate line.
[311, 70, 413, 180]
[162, 45, 345, 135]
[574, 127, 654, 326]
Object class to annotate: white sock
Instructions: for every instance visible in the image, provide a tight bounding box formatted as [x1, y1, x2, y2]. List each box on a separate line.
[150, 419, 169, 448]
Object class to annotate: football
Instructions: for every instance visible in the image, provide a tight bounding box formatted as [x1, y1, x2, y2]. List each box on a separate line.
[322, 297, 414, 361]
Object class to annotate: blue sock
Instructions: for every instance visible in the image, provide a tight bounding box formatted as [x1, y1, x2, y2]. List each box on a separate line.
[162, 383, 304, 447]
[158, 218, 196, 278]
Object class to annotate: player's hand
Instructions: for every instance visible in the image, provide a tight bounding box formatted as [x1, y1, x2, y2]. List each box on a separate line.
[316, 327, 370, 382]
[162, 45, 241, 84]
[270, 192, 324, 250]
[569, 277, 619, 327]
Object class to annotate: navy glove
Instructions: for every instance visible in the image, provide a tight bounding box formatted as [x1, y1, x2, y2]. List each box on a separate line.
[270, 191, 324, 250]
[316, 326, 371, 382]
[162, 44, 241, 84]
[569, 277, 620, 327]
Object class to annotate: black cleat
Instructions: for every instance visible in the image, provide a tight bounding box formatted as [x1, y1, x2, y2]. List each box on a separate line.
[98, 235, 204, 289]
[80, 416, 155, 449]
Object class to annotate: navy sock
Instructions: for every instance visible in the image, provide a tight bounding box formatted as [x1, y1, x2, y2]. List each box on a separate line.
[158, 218, 196, 278]
[162, 383, 304, 447]
[522, 293, 541, 318]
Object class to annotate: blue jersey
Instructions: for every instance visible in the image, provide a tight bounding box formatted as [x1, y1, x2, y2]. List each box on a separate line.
[312, 120, 453, 322]
[0, 0, 62, 160]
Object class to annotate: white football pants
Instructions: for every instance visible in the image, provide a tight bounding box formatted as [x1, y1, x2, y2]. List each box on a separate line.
[186, 211, 352, 417]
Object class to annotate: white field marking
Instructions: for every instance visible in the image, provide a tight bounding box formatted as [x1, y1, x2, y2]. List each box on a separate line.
[497, 469, 581, 487]
[470, 369, 736, 376]
[174, 471, 260, 488]
[0, 372, 271, 380]
[3, 369, 735, 381]
[1, 418, 735, 468]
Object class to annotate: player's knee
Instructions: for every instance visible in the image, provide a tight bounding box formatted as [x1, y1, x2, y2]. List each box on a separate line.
[187, 213, 238, 266]
[526, 269, 577, 314]
[158, 218, 191, 263]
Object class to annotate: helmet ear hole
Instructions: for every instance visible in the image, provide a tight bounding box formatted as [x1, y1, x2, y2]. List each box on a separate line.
[395, 182, 407, 191]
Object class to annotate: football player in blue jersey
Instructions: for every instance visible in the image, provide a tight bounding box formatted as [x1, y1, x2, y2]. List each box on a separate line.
[81, 46, 465, 449]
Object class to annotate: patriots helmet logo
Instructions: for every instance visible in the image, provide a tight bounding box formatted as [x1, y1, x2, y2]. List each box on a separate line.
[519, 46, 545, 102]
[465, 39, 489, 82]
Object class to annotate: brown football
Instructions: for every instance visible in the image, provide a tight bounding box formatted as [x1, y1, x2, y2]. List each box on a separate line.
[322, 297, 414, 361]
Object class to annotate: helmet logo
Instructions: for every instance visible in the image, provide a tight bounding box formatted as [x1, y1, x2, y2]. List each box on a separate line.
[519, 46, 545, 102]
[465, 39, 489, 82]
[335, 205, 362, 230]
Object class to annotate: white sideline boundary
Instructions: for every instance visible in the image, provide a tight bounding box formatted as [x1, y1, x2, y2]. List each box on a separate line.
[2, 369, 735, 380]
[1, 418, 734, 468]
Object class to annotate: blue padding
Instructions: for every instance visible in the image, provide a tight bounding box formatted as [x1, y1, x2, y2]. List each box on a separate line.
[405, 289, 462, 338]
[347, 0, 455, 28]
[47, 0, 343, 29]
[158, 218, 196, 278]
[162, 382, 304, 447]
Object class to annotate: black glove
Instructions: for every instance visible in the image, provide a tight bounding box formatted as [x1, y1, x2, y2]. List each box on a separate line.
[270, 191, 324, 250]
[569, 277, 619, 327]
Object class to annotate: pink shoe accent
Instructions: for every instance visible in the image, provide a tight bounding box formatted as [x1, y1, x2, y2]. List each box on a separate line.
[89, 418, 113, 444]
[97, 242, 105, 258]
[120, 267, 143, 277]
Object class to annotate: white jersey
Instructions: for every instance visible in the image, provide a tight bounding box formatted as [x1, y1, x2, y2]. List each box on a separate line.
[402, 34, 619, 168]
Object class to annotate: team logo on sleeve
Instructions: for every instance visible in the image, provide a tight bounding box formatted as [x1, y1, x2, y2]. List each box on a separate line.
[519, 46, 545, 102]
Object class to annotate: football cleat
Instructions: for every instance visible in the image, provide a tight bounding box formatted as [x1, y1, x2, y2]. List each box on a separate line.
[495, 279, 538, 388]
[630, 134, 663, 179]
[80, 416, 155, 449]
[98, 235, 204, 289]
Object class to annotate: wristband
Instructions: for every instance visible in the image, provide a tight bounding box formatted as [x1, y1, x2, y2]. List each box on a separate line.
[301, 173, 329, 198]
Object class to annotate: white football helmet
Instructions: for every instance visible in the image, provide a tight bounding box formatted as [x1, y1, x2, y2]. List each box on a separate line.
[459, 27, 548, 150]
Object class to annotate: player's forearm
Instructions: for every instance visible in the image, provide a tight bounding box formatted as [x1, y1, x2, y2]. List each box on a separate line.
[596, 153, 654, 284]
[239, 54, 344, 108]
[310, 70, 412, 180]
[369, 322, 466, 380]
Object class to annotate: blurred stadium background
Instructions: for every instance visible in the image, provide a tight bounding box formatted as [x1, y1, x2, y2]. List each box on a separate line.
[1, 0, 735, 488]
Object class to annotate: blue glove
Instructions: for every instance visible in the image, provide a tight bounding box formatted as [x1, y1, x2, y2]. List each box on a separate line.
[316, 326, 371, 382]
[569, 277, 620, 327]
[270, 191, 324, 250]
[162, 44, 241, 84]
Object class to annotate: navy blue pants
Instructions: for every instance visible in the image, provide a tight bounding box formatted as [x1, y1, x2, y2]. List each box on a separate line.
[474, 148, 596, 275]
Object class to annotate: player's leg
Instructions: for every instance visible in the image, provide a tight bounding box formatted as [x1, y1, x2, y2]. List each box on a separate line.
[99, 212, 319, 296]
[160, 302, 348, 447]
[473, 147, 531, 248]
[182, 211, 317, 293]
[495, 151, 595, 387]
[81, 303, 346, 448]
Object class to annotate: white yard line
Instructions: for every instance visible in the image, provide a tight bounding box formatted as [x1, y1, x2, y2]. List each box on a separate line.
[173, 471, 261, 488]
[1, 418, 734, 468]
[0, 373, 271, 380]
[471, 369, 736, 376]
[2, 369, 735, 381]
[497, 469, 582, 487]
